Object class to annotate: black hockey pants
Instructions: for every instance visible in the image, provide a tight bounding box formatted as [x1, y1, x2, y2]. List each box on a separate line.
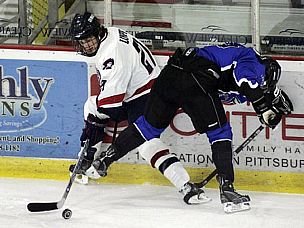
[144, 64, 227, 133]
[143, 65, 234, 182]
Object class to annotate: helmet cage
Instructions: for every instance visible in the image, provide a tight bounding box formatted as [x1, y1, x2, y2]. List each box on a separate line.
[74, 36, 100, 57]
[70, 12, 102, 56]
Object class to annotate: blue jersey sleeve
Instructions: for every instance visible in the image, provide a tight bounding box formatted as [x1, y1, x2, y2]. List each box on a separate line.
[196, 45, 266, 89]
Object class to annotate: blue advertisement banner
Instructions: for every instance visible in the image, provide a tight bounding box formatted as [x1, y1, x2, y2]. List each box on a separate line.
[0, 59, 88, 158]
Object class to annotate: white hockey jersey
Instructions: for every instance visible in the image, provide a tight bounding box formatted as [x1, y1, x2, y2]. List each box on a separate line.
[94, 27, 160, 109]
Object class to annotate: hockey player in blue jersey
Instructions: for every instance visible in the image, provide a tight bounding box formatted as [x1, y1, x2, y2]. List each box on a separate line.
[86, 43, 293, 213]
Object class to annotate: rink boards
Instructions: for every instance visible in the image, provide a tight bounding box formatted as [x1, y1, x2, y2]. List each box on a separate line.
[1, 156, 304, 194]
[0, 47, 303, 194]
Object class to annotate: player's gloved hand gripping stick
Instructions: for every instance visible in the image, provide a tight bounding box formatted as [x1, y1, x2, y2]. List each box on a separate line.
[27, 140, 90, 212]
[195, 125, 264, 188]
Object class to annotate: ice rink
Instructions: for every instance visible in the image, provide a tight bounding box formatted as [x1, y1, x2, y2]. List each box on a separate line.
[0, 178, 303, 228]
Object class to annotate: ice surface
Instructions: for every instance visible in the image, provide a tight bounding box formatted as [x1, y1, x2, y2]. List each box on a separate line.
[0, 178, 303, 228]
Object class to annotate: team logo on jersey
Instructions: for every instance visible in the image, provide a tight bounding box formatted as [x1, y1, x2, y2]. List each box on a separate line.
[102, 58, 114, 70]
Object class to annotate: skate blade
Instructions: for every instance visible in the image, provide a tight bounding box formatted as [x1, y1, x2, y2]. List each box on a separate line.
[223, 202, 251, 214]
[188, 194, 212, 205]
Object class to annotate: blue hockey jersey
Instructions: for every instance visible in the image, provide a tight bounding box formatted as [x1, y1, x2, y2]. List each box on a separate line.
[195, 44, 266, 104]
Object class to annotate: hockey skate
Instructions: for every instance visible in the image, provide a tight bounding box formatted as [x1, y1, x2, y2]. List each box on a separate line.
[69, 158, 92, 185]
[179, 182, 211, 204]
[218, 176, 251, 213]
[85, 145, 116, 179]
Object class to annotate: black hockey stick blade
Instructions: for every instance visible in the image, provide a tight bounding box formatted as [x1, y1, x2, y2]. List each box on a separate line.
[27, 202, 58, 212]
[27, 140, 90, 213]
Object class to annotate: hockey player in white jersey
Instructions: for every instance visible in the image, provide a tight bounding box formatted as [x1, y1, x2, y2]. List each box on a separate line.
[69, 12, 210, 204]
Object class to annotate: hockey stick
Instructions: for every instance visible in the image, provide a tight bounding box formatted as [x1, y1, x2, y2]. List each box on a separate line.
[195, 125, 264, 188]
[27, 139, 90, 212]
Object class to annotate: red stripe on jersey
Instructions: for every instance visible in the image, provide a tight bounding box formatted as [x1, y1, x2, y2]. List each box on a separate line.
[97, 93, 125, 107]
[132, 79, 155, 97]
[150, 149, 170, 168]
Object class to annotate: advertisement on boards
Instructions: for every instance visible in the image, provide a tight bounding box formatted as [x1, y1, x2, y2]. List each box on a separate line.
[0, 59, 88, 158]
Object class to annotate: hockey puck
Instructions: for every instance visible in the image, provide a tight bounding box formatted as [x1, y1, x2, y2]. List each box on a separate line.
[62, 208, 72, 219]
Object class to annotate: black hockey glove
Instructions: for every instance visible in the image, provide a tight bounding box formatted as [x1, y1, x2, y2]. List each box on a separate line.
[266, 87, 293, 115]
[259, 110, 282, 130]
[252, 87, 293, 129]
[80, 113, 108, 160]
[252, 97, 280, 129]
[68, 114, 109, 181]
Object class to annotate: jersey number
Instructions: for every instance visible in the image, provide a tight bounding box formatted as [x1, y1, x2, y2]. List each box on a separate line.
[133, 39, 157, 74]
